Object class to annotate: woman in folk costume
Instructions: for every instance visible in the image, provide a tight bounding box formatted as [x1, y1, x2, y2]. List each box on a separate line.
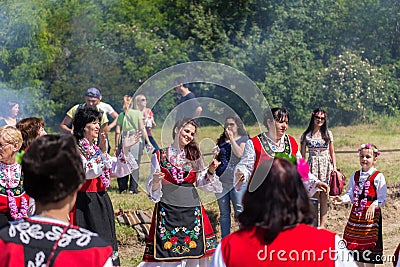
[234, 107, 328, 196]
[138, 118, 223, 267]
[0, 126, 34, 229]
[211, 158, 357, 267]
[71, 108, 140, 266]
[332, 144, 387, 266]
[0, 135, 113, 267]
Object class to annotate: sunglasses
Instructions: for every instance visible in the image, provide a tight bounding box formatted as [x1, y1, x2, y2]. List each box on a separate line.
[140, 99, 146, 102]
[314, 115, 326, 121]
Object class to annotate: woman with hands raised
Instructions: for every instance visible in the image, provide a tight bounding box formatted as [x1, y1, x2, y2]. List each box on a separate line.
[71, 108, 140, 267]
[139, 118, 222, 267]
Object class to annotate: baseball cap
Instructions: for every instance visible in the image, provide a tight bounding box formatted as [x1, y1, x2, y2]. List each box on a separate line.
[85, 88, 101, 99]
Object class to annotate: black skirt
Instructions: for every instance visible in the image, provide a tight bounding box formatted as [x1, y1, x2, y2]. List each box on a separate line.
[75, 191, 120, 265]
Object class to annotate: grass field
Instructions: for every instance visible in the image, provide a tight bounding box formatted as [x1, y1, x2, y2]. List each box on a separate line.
[107, 120, 400, 266]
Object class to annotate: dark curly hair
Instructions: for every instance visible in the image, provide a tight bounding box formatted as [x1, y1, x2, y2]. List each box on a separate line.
[22, 135, 85, 205]
[238, 158, 315, 244]
[73, 108, 102, 141]
[16, 117, 45, 151]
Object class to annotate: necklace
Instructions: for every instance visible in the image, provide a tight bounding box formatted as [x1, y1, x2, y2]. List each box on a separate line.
[353, 178, 371, 216]
[168, 146, 186, 184]
[78, 138, 110, 188]
[0, 162, 28, 220]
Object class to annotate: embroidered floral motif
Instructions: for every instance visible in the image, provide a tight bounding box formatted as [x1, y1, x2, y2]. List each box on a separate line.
[78, 138, 110, 188]
[259, 133, 291, 157]
[0, 162, 28, 220]
[27, 251, 45, 267]
[159, 207, 202, 254]
[0, 162, 23, 194]
[159, 148, 192, 183]
[9, 221, 97, 246]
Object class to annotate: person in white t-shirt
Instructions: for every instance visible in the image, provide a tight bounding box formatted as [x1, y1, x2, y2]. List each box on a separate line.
[98, 101, 118, 132]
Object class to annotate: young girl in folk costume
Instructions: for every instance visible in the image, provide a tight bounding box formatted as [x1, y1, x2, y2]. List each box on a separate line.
[71, 108, 140, 267]
[300, 108, 337, 228]
[138, 118, 222, 267]
[332, 143, 387, 267]
[0, 126, 34, 228]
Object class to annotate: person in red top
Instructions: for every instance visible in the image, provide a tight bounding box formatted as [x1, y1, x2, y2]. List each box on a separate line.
[234, 107, 328, 195]
[0, 126, 33, 229]
[332, 144, 387, 266]
[211, 158, 357, 267]
[0, 135, 113, 267]
[71, 108, 140, 266]
[138, 118, 222, 267]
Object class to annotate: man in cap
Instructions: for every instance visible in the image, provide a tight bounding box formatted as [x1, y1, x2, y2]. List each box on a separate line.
[60, 87, 109, 136]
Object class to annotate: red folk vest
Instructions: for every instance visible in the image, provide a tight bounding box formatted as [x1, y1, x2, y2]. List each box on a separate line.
[221, 224, 335, 267]
[252, 134, 299, 170]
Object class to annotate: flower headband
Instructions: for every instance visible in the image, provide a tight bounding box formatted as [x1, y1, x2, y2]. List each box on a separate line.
[358, 143, 381, 156]
[274, 152, 310, 181]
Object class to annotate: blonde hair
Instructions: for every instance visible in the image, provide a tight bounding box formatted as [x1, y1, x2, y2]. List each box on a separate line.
[0, 125, 23, 150]
[122, 95, 133, 113]
[134, 94, 145, 110]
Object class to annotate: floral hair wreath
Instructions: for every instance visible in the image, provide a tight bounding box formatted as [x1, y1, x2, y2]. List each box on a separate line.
[274, 152, 310, 181]
[358, 143, 381, 156]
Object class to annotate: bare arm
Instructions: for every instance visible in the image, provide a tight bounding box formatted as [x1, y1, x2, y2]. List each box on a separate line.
[106, 111, 119, 132]
[329, 141, 337, 170]
[115, 124, 121, 154]
[226, 129, 245, 158]
[139, 119, 152, 147]
[60, 116, 73, 134]
[300, 140, 307, 159]
[100, 122, 108, 134]
[194, 106, 202, 118]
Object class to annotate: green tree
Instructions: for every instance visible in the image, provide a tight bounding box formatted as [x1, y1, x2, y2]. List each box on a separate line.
[317, 51, 393, 125]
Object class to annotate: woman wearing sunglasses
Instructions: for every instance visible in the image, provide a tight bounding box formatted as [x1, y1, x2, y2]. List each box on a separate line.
[300, 108, 337, 228]
[214, 115, 249, 238]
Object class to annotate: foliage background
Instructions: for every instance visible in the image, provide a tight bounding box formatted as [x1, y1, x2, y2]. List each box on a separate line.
[0, 0, 399, 128]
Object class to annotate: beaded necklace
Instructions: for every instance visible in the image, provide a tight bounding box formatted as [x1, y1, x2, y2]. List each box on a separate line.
[78, 138, 110, 188]
[0, 162, 28, 220]
[353, 178, 371, 217]
[168, 146, 186, 184]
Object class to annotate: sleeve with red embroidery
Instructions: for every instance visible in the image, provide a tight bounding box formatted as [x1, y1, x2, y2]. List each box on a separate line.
[81, 151, 138, 180]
